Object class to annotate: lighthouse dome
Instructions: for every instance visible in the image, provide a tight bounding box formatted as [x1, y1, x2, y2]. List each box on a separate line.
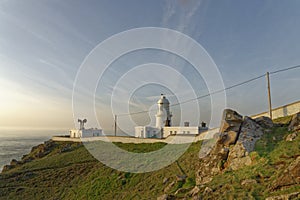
[157, 95, 169, 104]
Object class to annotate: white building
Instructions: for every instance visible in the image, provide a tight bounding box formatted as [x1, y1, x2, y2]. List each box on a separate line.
[163, 126, 208, 138]
[70, 128, 103, 138]
[135, 95, 208, 138]
[134, 126, 161, 138]
[70, 119, 103, 138]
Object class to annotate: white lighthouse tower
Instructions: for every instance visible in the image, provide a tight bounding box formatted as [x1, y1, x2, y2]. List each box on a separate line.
[155, 94, 172, 128]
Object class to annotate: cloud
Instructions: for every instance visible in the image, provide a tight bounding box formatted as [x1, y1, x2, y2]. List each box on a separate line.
[161, 0, 204, 33]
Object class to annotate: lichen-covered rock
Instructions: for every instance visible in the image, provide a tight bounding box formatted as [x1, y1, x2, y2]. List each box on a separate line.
[254, 116, 273, 128]
[225, 143, 252, 170]
[195, 142, 229, 185]
[220, 131, 239, 146]
[219, 109, 243, 133]
[288, 112, 300, 132]
[237, 116, 264, 152]
[196, 110, 265, 185]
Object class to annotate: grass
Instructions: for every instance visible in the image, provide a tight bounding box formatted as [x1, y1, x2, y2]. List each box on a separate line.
[0, 141, 201, 199]
[0, 117, 299, 199]
[201, 118, 300, 200]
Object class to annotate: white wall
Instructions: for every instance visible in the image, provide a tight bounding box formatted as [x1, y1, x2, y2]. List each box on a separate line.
[70, 129, 102, 138]
[82, 129, 102, 138]
[252, 100, 300, 119]
[163, 126, 198, 138]
[70, 129, 81, 138]
[135, 126, 161, 138]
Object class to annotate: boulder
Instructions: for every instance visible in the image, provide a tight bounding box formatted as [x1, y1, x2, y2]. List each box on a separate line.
[288, 112, 300, 132]
[237, 117, 264, 152]
[254, 116, 273, 128]
[219, 109, 243, 133]
[218, 109, 244, 147]
[225, 117, 263, 170]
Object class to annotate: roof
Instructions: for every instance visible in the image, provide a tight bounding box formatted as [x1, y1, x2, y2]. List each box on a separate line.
[157, 95, 169, 104]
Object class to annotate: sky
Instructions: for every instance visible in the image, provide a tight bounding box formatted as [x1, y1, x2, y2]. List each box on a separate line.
[1, 0, 300, 134]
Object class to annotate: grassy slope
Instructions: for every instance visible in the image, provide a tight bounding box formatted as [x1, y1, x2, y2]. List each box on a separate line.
[0, 116, 299, 199]
[205, 123, 299, 199]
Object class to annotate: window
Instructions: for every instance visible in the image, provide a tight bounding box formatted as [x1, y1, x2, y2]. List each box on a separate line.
[170, 131, 173, 134]
[174, 131, 177, 134]
[187, 131, 190, 134]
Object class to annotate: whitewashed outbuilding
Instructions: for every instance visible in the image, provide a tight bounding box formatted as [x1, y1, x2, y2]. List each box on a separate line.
[134, 126, 161, 138]
[70, 118, 103, 138]
[70, 128, 102, 138]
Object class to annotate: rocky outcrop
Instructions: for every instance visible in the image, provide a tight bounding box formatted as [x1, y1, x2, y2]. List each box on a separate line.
[2, 140, 82, 173]
[219, 109, 243, 145]
[195, 109, 268, 185]
[2, 140, 57, 173]
[288, 112, 300, 132]
[225, 117, 264, 170]
[254, 116, 273, 129]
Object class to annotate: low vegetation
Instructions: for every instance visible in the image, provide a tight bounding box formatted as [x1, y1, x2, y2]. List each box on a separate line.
[0, 116, 299, 199]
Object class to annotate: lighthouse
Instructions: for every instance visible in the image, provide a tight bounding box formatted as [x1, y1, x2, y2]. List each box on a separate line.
[135, 94, 207, 138]
[155, 94, 172, 128]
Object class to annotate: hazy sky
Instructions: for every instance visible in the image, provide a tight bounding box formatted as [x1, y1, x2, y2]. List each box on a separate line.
[1, 0, 300, 132]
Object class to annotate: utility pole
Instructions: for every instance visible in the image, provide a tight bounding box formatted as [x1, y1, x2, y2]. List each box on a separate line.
[266, 72, 272, 119]
[114, 115, 117, 136]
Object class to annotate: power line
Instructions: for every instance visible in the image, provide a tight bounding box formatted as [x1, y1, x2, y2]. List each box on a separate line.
[118, 73, 265, 117]
[117, 64, 300, 117]
[270, 64, 300, 75]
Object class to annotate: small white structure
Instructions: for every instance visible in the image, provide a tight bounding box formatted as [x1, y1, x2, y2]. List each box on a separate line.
[70, 119, 103, 138]
[69, 128, 102, 138]
[135, 126, 161, 138]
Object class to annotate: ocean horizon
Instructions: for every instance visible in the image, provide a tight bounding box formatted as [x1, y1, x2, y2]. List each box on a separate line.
[0, 129, 67, 171]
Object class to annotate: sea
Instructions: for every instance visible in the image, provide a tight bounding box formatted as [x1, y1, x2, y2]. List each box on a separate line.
[0, 129, 67, 171]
